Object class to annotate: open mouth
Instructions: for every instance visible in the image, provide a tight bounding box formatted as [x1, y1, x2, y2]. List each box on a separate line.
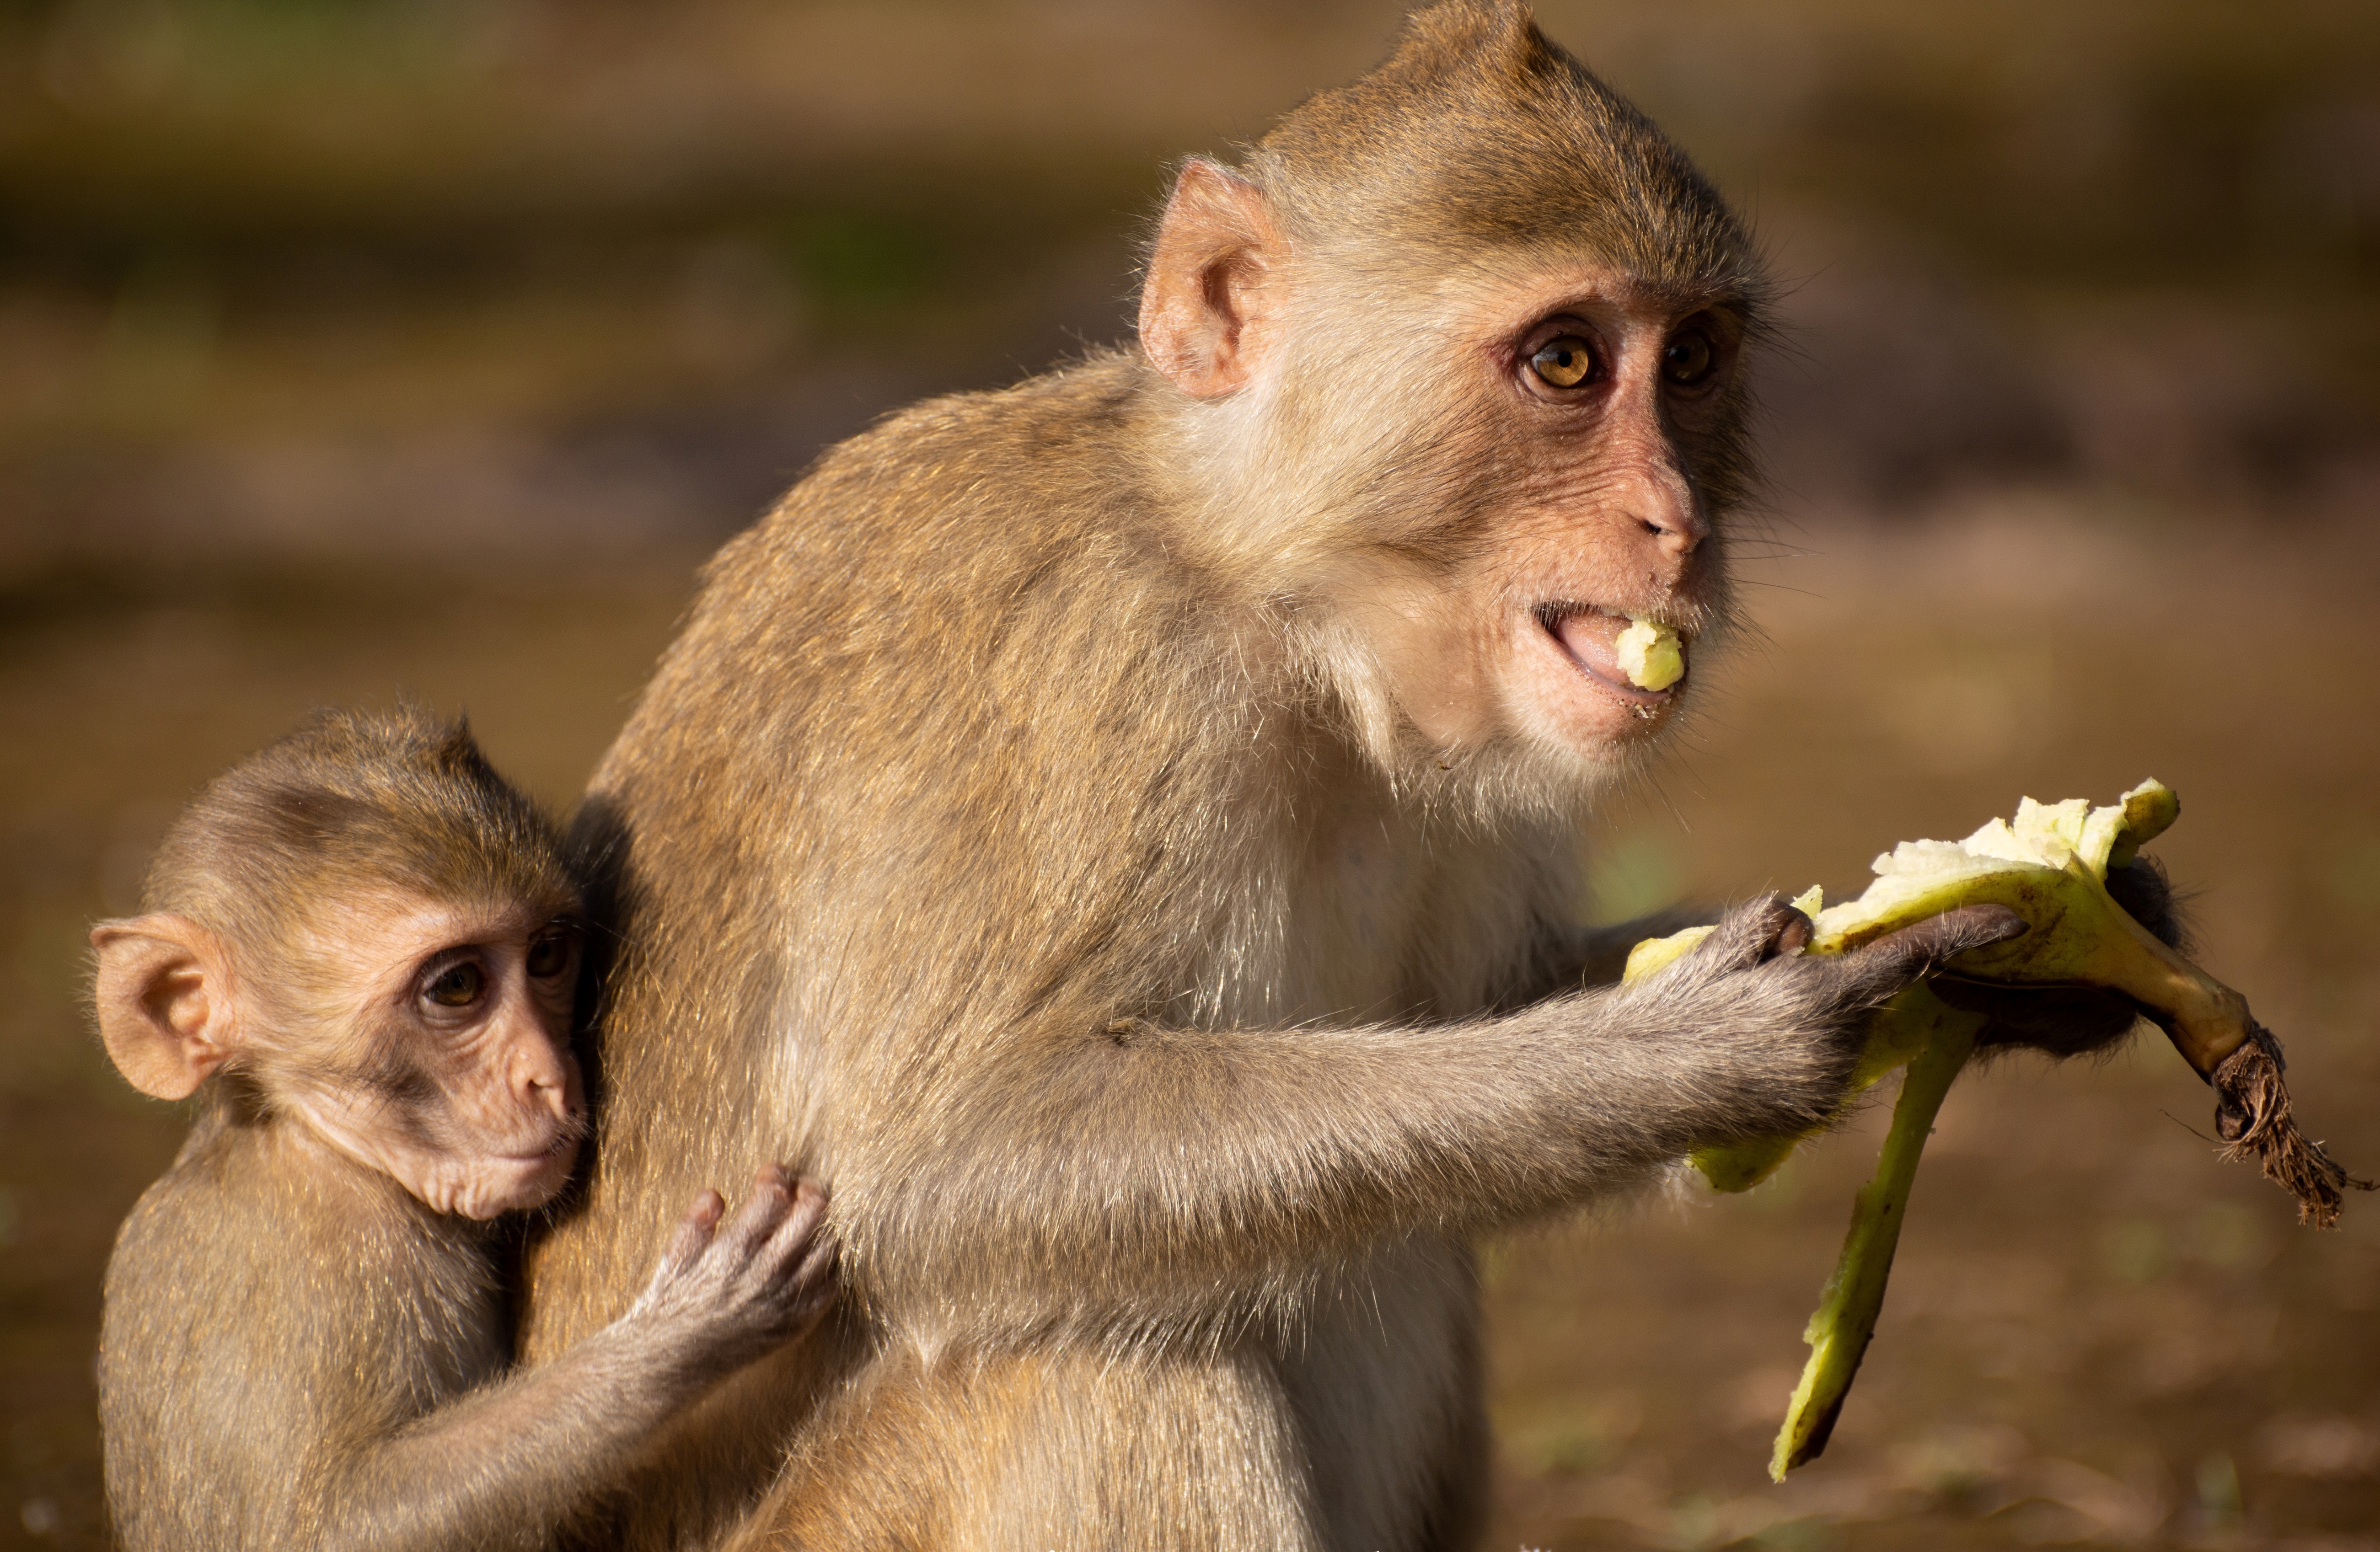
[1536, 602, 1685, 706]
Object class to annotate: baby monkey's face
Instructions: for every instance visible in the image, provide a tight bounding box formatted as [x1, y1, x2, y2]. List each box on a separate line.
[291, 892, 590, 1220]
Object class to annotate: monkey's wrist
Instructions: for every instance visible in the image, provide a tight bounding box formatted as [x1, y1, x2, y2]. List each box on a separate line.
[600, 1301, 758, 1399]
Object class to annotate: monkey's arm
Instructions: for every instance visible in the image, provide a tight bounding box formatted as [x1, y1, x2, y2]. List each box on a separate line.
[833, 901, 2021, 1334]
[319, 1172, 832, 1552]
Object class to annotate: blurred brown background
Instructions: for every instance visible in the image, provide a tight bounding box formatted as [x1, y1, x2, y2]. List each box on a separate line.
[2, 2, 2376, 1548]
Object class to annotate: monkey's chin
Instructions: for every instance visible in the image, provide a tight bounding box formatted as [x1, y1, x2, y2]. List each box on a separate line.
[451, 1144, 580, 1220]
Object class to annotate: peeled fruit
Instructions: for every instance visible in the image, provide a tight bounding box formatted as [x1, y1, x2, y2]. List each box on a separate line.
[1620, 780, 2366, 1481]
[1800, 781, 2253, 1078]
[1614, 617, 1684, 691]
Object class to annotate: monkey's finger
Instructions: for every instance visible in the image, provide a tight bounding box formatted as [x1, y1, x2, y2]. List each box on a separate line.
[780, 1232, 839, 1302]
[658, 1189, 727, 1276]
[790, 1229, 838, 1286]
[1942, 977, 2143, 1057]
[777, 1238, 841, 1329]
[755, 1181, 831, 1273]
[2106, 854, 2191, 954]
[1838, 905, 2029, 994]
[718, 1164, 798, 1253]
[1695, 896, 1811, 973]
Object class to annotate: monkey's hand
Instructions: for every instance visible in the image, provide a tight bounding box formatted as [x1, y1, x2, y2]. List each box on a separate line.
[1940, 854, 2188, 1057]
[623, 1165, 836, 1381]
[1638, 895, 2027, 1138]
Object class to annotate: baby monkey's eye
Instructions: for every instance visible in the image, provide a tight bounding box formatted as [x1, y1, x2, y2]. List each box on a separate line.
[526, 931, 575, 981]
[1528, 335, 1596, 390]
[423, 962, 485, 1009]
[1662, 328, 1715, 387]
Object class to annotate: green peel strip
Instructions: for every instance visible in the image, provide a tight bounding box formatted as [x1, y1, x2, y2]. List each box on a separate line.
[1768, 985, 1986, 1480]
[1618, 781, 2199, 1478]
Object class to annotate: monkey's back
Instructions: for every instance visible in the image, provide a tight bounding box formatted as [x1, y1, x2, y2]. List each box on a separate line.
[100, 1108, 507, 1552]
[525, 351, 1561, 1550]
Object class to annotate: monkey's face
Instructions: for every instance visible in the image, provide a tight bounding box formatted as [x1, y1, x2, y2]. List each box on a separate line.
[1138, 164, 1751, 790]
[1305, 262, 1745, 778]
[280, 892, 590, 1220]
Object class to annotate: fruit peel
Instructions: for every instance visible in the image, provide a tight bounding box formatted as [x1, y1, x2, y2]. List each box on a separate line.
[1629, 780, 2243, 1115]
[1615, 779, 2363, 1485]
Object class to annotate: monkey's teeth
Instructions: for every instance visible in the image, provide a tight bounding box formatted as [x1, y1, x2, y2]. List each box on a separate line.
[1614, 617, 1684, 691]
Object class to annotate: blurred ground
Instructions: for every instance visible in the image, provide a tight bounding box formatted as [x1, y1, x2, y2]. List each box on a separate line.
[1, 1, 2377, 1548]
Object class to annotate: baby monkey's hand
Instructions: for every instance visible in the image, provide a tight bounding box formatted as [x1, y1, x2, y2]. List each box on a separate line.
[627, 1164, 836, 1378]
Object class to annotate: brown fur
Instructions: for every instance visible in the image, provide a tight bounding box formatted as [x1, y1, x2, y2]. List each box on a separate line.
[96, 708, 834, 1551]
[142, 706, 579, 973]
[517, 5, 2013, 1547]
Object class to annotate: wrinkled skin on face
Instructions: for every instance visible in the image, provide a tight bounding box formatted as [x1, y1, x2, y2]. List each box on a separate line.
[93, 892, 589, 1220]
[285, 894, 589, 1219]
[1359, 269, 1743, 758]
[1142, 161, 1750, 795]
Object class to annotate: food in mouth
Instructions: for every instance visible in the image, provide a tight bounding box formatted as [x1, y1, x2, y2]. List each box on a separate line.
[1614, 617, 1684, 691]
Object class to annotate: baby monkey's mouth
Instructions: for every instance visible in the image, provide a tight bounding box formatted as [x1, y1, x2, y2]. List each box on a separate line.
[1536, 602, 1687, 703]
[484, 1110, 589, 1170]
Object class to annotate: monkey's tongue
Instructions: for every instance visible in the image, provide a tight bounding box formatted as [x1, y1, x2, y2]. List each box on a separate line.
[1552, 610, 1676, 701]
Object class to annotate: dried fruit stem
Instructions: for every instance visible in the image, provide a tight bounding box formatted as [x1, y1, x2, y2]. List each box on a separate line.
[2211, 1024, 2375, 1229]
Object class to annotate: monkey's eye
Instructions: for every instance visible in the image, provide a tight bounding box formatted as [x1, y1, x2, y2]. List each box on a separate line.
[1528, 336, 1597, 390]
[1662, 329, 1715, 388]
[423, 962, 486, 1009]
[526, 931, 576, 981]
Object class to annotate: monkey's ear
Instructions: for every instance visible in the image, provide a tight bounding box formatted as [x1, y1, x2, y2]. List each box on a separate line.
[90, 915, 238, 1101]
[1139, 159, 1285, 399]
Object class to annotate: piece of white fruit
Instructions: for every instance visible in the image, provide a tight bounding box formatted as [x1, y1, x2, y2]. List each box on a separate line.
[1614, 617, 1684, 691]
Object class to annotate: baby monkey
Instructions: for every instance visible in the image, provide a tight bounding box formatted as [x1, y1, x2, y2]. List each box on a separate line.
[91, 708, 833, 1552]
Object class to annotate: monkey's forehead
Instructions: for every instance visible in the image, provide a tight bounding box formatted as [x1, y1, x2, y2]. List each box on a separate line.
[290, 888, 579, 963]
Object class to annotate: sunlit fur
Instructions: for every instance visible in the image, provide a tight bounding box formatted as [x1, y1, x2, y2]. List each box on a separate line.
[139, 707, 579, 980]
[515, 5, 1868, 1550]
[97, 709, 836, 1552]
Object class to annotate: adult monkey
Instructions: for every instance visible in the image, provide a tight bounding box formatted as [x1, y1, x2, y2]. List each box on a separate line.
[523, 3, 2150, 1547]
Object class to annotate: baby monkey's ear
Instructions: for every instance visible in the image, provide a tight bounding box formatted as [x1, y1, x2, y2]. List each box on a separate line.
[90, 915, 239, 1100]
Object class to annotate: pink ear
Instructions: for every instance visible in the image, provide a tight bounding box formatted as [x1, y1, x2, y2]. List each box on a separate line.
[1137, 160, 1286, 399]
[90, 915, 236, 1101]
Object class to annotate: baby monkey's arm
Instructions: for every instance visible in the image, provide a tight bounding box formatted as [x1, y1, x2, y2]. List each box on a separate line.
[329, 1167, 834, 1552]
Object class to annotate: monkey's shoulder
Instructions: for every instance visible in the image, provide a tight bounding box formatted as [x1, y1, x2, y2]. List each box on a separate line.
[601, 348, 1236, 801]
[101, 1119, 513, 1542]
[715, 348, 1174, 602]
[809, 347, 1147, 500]
[107, 1115, 505, 1393]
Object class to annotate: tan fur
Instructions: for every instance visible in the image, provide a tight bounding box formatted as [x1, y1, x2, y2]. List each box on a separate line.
[102, 1110, 513, 1551]
[137, 707, 580, 985]
[517, 5, 2003, 1547]
[95, 708, 836, 1551]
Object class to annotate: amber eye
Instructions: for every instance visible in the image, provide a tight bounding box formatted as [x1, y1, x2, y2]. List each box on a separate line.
[424, 962, 485, 1008]
[1528, 335, 1596, 389]
[1662, 329, 1715, 387]
[526, 931, 575, 981]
